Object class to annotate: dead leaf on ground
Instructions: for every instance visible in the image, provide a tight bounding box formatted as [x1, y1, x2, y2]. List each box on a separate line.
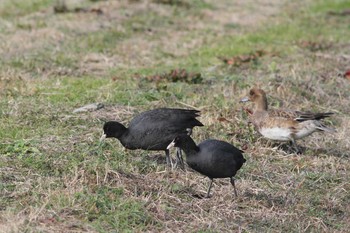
[217, 117, 231, 122]
[111, 76, 118, 81]
[242, 107, 253, 115]
[298, 40, 332, 52]
[39, 217, 57, 225]
[54, 2, 103, 15]
[343, 70, 350, 81]
[74, 7, 103, 14]
[219, 50, 273, 66]
[152, 0, 191, 8]
[241, 143, 248, 151]
[140, 69, 203, 84]
[328, 9, 350, 16]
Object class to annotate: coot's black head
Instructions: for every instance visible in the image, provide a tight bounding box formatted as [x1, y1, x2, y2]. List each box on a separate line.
[101, 121, 127, 139]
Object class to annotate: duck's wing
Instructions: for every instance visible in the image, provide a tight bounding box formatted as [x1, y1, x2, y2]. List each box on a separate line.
[268, 108, 299, 119]
[293, 111, 334, 122]
[269, 108, 334, 122]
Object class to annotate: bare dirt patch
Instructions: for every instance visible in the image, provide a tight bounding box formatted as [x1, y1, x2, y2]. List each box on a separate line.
[0, 0, 287, 77]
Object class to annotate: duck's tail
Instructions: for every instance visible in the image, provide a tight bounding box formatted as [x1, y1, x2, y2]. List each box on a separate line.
[315, 121, 337, 133]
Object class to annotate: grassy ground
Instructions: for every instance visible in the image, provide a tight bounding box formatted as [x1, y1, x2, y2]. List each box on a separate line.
[1, 0, 350, 232]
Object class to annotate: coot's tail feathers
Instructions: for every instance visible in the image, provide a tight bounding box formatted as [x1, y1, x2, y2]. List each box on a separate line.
[176, 109, 204, 127]
[183, 118, 204, 128]
[236, 155, 246, 171]
[192, 119, 204, 127]
[186, 109, 202, 118]
[166, 108, 200, 114]
[150, 108, 204, 128]
[239, 153, 246, 164]
[237, 150, 246, 170]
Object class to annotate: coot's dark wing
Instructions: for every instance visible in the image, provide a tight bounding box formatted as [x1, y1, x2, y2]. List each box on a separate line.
[196, 140, 246, 177]
[126, 108, 203, 150]
[199, 140, 244, 157]
[129, 108, 203, 129]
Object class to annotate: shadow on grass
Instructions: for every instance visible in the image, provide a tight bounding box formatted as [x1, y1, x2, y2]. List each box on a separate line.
[269, 142, 347, 158]
[244, 191, 288, 208]
[143, 153, 168, 165]
[308, 147, 349, 158]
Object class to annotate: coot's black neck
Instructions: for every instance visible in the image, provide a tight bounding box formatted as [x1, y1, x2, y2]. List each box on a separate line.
[113, 125, 128, 139]
[118, 129, 132, 147]
[178, 136, 200, 157]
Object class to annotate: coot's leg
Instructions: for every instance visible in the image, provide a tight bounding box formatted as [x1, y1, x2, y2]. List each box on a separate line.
[230, 177, 238, 197]
[165, 149, 173, 167]
[175, 148, 185, 169]
[206, 178, 214, 198]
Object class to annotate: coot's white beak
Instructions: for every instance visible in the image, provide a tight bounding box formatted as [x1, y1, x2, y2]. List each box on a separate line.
[240, 96, 250, 103]
[167, 139, 175, 150]
[100, 133, 107, 142]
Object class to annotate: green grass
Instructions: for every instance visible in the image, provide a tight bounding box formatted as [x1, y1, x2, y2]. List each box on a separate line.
[310, 0, 350, 13]
[1, 0, 349, 232]
[182, 5, 350, 69]
[71, 29, 130, 54]
[0, 0, 53, 18]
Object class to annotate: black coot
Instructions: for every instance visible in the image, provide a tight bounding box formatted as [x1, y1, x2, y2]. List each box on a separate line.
[101, 108, 203, 167]
[167, 135, 246, 197]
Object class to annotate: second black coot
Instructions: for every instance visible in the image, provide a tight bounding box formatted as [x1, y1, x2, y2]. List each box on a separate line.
[101, 108, 203, 167]
[167, 135, 246, 197]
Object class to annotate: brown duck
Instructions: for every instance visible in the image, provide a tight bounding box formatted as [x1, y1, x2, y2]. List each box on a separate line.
[240, 88, 336, 152]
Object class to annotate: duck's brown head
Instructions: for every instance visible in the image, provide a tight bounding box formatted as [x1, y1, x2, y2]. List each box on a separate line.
[240, 88, 268, 111]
